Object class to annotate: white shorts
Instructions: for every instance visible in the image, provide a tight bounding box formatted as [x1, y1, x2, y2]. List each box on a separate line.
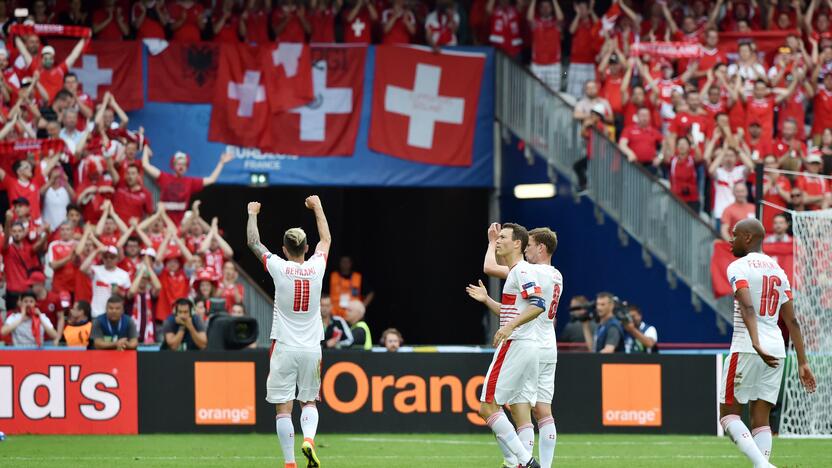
[536, 360, 557, 405]
[266, 343, 322, 404]
[719, 352, 784, 405]
[480, 340, 539, 406]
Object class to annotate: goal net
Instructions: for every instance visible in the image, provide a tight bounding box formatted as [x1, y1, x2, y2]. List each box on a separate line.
[780, 209, 832, 437]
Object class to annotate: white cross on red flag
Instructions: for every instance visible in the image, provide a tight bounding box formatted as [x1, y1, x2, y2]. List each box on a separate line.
[368, 46, 485, 167]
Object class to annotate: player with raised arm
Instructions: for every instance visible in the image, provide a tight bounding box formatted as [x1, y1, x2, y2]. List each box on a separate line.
[466, 223, 544, 468]
[247, 196, 331, 468]
[719, 218, 816, 468]
[469, 223, 562, 468]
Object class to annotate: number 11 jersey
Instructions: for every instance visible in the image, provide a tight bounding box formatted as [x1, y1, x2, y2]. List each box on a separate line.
[263, 251, 327, 349]
[726, 252, 792, 358]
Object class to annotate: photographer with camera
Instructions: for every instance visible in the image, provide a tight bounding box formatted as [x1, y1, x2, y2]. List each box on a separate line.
[581, 292, 625, 353]
[559, 295, 595, 343]
[623, 304, 658, 354]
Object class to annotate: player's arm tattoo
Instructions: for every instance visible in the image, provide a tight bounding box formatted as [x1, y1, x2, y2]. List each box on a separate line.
[246, 213, 269, 259]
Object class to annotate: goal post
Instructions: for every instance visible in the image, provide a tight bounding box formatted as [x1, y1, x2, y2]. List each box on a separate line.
[779, 209, 832, 438]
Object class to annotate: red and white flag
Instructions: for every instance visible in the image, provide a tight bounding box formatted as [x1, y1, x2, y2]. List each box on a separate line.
[261, 42, 314, 113]
[208, 43, 269, 149]
[260, 46, 366, 156]
[51, 40, 143, 110]
[368, 46, 485, 167]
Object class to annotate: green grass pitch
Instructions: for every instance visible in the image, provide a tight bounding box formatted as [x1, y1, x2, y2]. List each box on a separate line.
[2, 433, 831, 467]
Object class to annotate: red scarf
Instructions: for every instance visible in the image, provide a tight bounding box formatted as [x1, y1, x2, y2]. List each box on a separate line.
[9, 24, 92, 38]
[132, 289, 155, 343]
[27, 309, 42, 347]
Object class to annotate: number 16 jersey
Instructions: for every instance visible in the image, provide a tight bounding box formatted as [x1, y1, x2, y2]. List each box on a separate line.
[726, 252, 792, 358]
[263, 251, 327, 349]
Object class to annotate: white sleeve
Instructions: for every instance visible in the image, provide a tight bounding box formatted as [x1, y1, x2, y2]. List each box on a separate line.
[645, 325, 658, 342]
[263, 252, 286, 278]
[727, 262, 750, 293]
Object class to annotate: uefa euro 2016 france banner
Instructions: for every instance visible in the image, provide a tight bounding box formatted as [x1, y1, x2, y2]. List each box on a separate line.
[132, 45, 494, 187]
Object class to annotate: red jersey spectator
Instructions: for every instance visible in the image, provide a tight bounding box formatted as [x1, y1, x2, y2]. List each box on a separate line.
[92, 0, 130, 40]
[3, 220, 47, 304]
[797, 154, 831, 209]
[486, 0, 523, 58]
[119, 237, 145, 280]
[665, 137, 702, 212]
[240, 0, 271, 44]
[131, 0, 171, 40]
[425, 0, 461, 48]
[692, 29, 728, 80]
[30, 271, 68, 330]
[309, 0, 339, 43]
[773, 118, 808, 159]
[806, 0, 832, 42]
[273, 0, 311, 42]
[154, 234, 194, 322]
[169, 0, 206, 42]
[142, 147, 232, 224]
[127, 257, 161, 343]
[731, 76, 801, 142]
[46, 223, 79, 295]
[1, 158, 50, 221]
[598, 48, 625, 115]
[744, 121, 774, 160]
[212, 0, 242, 43]
[566, 0, 597, 97]
[343, 0, 377, 43]
[197, 217, 234, 274]
[218, 262, 244, 311]
[526, 0, 562, 92]
[381, 0, 416, 44]
[15, 37, 87, 101]
[720, 183, 756, 241]
[720, 0, 761, 31]
[812, 73, 832, 138]
[668, 92, 711, 152]
[619, 108, 663, 165]
[113, 164, 154, 224]
[760, 155, 792, 232]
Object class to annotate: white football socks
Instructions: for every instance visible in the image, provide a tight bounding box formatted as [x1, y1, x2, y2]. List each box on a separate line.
[300, 404, 319, 441]
[276, 413, 296, 463]
[752, 425, 772, 460]
[721, 415, 769, 467]
[516, 423, 535, 455]
[487, 411, 531, 464]
[537, 416, 557, 468]
[496, 435, 518, 466]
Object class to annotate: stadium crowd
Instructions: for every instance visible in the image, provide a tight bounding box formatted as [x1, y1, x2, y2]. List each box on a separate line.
[558, 0, 832, 238]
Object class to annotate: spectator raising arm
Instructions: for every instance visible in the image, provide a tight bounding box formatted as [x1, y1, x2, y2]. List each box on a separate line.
[305, 195, 331, 255]
[202, 152, 234, 187]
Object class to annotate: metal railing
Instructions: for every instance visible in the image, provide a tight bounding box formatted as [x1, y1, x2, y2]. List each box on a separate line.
[143, 174, 275, 347]
[494, 53, 733, 325]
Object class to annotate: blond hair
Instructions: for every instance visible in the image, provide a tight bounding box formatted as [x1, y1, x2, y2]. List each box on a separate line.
[283, 227, 307, 257]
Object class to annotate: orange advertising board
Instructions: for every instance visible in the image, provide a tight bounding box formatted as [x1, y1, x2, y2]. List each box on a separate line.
[194, 362, 256, 425]
[601, 363, 662, 427]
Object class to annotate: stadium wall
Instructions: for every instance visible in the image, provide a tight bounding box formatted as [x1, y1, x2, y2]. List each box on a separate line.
[0, 350, 718, 435]
[498, 136, 728, 343]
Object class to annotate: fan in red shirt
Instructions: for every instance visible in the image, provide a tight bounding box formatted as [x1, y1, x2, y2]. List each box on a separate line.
[806, 1, 832, 42]
[113, 164, 154, 224]
[0, 159, 51, 221]
[663, 136, 702, 212]
[773, 118, 808, 159]
[92, 0, 130, 40]
[169, 0, 206, 42]
[218, 262, 244, 311]
[240, 0, 271, 44]
[700, 78, 728, 119]
[690, 29, 727, 80]
[30, 271, 69, 330]
[132, 0, 169, 40]
[526, 0, 563, 91]
[731, 76, 802, 142]
[46, 223, 80, 295]
[566, 0, 597, 97]
[342, 0, 377, 43]
[197, 217, 234, 274]
[487, 0, 523, 58]
[381, 0, 416, 44]
[668, 92, 711, 152]
[812, 73, 832, 138]
[309, 0, 339, 43]
[598, 49, 626, 116]
[212, 0, 242, 43]
[273, 0, 311, 42]
[142, 147, 232, 224]
[154, 236, 194, 322]
[743, 121, 774, 160]
[720, 0, 762, 31]
[776, 82, 812, 141]
[619, 108, 663, 166]
[3, 221, 47, 303]
[760, 155, 792, 232]
[797, 154, 831, 210]
[662, 4, 705, 44]
[14, 37, 87, 101]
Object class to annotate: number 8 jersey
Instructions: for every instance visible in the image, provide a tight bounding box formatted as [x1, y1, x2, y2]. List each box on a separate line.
[263, 251, 327, 349]
[726, 252, 793, 358]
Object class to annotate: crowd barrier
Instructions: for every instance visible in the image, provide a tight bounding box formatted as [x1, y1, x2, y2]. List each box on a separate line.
[0, 350, 718, 435]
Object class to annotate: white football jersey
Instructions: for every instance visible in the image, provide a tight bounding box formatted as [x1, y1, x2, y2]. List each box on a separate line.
[727, 252, 792, 358]
[501, 260, 544, 341]
[263, 251, 327, 349]
[532, 264, 563, 363]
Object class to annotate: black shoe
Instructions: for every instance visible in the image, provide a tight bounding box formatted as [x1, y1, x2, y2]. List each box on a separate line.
[523, 457, 540, 468]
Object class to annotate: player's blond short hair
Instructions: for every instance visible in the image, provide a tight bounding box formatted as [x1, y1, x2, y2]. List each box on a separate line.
[283, 228, 307, 257]
[529, 227, 558, 255]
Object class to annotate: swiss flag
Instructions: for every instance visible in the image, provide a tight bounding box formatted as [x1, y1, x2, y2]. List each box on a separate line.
[260, 46, 366, 156]
[368, 46, 485, 167]
[148, 42, 219, 104]
[208, 43, 269, 149]
[261, 43, 314, 113]
[51, 40, 143, 110]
